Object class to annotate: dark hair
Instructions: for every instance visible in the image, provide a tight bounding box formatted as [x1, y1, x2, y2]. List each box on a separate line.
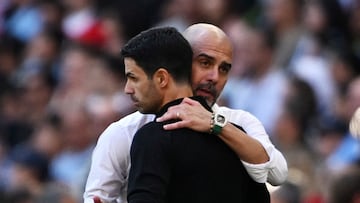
[328, 168, 360, 203]
[121, 27, 193, 84]
[11, 145, 50, 182]
[285, 77, 317, 136]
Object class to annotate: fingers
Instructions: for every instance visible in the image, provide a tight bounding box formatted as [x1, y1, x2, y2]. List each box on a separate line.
[163, 121, 186, 130]
[157, 105, 183, 122]
[182, 97, 200, 106]
[156, 110, 178, 122]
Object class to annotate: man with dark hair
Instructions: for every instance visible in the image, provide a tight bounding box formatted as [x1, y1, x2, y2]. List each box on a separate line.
[121, 26, 270, 203]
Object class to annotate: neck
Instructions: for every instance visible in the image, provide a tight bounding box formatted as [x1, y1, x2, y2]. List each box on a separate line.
[162, 83, 193, 107]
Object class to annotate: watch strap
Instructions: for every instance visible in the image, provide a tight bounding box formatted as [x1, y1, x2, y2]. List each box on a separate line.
[212, 124, 223, 135]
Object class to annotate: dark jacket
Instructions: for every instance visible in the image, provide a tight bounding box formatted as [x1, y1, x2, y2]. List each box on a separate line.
[128, 96, 270, 203]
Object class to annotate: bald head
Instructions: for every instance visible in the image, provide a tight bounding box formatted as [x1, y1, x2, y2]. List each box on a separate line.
[182, 23, 233, 106]
[183, 23, 233, 57]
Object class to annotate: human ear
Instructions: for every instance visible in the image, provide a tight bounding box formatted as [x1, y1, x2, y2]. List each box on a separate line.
[154, 68, 169, 88]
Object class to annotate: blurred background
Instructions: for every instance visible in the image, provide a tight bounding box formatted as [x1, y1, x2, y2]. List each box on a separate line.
[0, 0, 359, 202]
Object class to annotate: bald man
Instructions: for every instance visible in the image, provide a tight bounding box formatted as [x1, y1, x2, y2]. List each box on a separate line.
[84, 23, 287, 203]
[125, 26, 270, 203]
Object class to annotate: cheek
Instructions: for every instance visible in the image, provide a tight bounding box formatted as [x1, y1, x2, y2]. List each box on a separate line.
[140, 81, 156, 98]
[217, 77, 227, 90]
[135, 80, 149, 93]
[191, 68, 205, 85]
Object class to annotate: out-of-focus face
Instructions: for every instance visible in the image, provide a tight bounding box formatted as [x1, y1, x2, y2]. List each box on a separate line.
[222, 19, 252, 77]
[190, 33, 232, 106]
[124, 58, 162, 113]
[264, 0, 298, 27]
[303, 2, 327, 34]
[198, 0, 228, 24]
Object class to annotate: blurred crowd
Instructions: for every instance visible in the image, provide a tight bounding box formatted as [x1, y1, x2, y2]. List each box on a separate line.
[0, 0, 359, 202]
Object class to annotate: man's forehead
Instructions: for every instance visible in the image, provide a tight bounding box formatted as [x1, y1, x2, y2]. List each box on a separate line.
[124, 58, 143, 73]
[193, 44, 232, 62]
[184, 23, 233, 62]
[185, 26, 232, 47]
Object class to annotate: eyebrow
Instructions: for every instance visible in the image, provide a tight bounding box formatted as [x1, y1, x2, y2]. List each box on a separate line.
[196, 53, 215, 61]
[125, 72, 134, 78]
[197, 53, 232, 69]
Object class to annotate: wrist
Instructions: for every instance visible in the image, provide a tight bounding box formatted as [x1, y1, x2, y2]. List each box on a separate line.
[210, 112, 227, 135]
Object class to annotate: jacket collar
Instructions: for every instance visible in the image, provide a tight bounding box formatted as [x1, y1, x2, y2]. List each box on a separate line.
[155, 96, 212, 118]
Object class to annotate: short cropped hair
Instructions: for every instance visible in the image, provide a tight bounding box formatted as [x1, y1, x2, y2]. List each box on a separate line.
[121, 27, 193, 84]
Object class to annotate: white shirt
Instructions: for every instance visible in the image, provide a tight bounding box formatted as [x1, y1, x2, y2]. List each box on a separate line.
[83, 104, 288, 203]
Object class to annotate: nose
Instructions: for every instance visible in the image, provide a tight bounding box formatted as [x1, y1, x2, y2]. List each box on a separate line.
[124, 81, 133, 94]
[206, 68, 219, 83]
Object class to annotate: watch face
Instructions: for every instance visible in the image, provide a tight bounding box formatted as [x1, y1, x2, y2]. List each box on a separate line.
[216, 115, 225, 123]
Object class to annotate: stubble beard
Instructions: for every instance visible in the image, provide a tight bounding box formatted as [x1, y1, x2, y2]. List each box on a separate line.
[194, 82, 218, 106]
